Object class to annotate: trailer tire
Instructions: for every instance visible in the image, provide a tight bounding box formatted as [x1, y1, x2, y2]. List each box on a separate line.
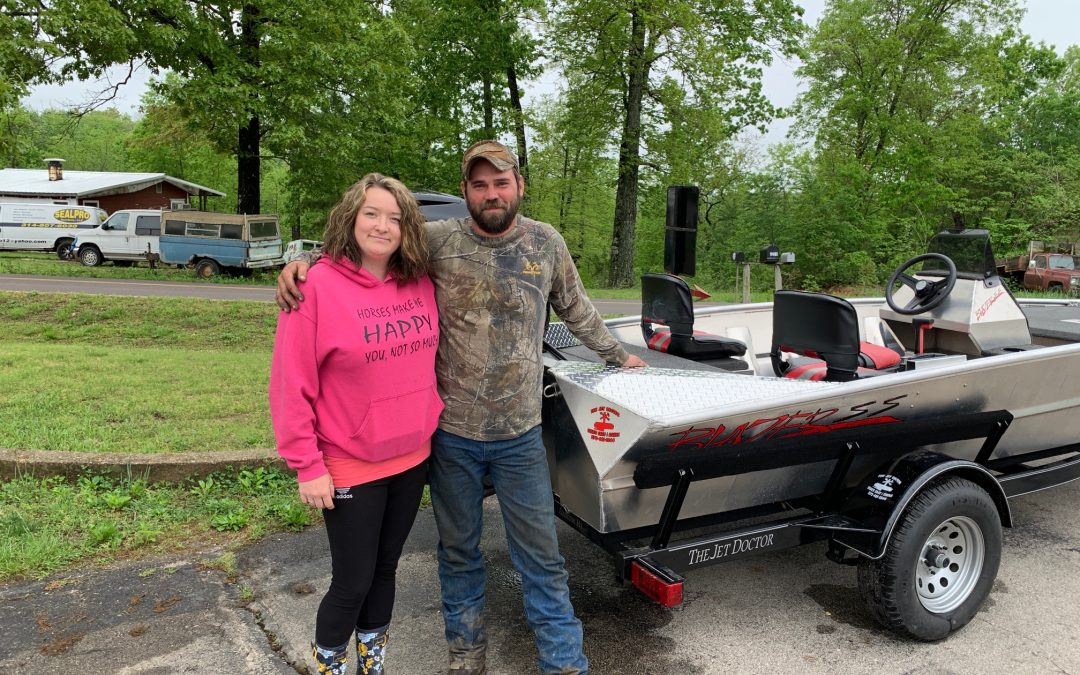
[195, 259, 220, 279]
[856, 477, 1001, 641]
[78, 246, 103, 267]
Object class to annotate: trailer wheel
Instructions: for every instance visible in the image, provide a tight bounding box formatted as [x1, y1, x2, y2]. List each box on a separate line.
[195, 259, 220, 278]
[78, 246, 103, 267]
[857, 477, 1001, 641]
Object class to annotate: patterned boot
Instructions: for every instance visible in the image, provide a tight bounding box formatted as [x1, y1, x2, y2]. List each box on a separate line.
[312, 640, 349, 675]
[355, 627, 389, 674]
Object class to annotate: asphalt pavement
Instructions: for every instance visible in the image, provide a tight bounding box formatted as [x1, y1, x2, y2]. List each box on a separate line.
[3, 481, 1079, 675]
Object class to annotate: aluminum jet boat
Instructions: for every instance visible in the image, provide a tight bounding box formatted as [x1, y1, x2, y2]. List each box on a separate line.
[540, 228, 1080, 640]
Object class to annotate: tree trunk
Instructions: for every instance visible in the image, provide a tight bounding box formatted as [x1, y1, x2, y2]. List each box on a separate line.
[557, 145, 583, 243]
[237, 4, 261, 214]
[291, 177, 302, 240]
[558, 145, 571, 227]
[609, 6, 647, 288]
[507, 63, 529, 184]
[482, 73, 494, 138]
[237, 115, 261, 214]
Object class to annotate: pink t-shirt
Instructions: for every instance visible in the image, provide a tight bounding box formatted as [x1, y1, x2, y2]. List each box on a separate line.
[324, 440, 429, 488]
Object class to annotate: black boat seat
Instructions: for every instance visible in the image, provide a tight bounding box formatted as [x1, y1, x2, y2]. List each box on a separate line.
[771, 290, 902, 382]
[641, 273, 746, 360]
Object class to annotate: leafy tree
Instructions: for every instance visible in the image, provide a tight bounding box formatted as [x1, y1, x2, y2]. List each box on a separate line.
[1, 105, 37, 168]
[125, 86, 238, 212]
[1, 3, 59, 103]
[38, 109, 135, 171]
[526, 92, 619, 285]
[1, 2, 62, 163]
[2, 107, 134, 171]
[36, 0, 418, 214]
[549, 0, 805, 287]
[792, 0, 1068, 283]
[392, 0, 544, 189]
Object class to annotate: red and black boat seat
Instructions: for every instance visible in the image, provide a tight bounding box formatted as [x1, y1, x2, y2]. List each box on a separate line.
[770, 290, 903, 382]
[640, 273, 746, 360]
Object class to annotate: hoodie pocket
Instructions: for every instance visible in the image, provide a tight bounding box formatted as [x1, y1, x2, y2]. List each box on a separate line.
[350, 385, 443, 461]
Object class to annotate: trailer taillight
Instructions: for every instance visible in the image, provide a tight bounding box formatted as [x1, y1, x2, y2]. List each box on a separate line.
[630, 559, 684, 607]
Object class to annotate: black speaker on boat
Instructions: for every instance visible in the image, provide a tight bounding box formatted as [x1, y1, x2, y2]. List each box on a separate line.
[665, 186, 698, 276]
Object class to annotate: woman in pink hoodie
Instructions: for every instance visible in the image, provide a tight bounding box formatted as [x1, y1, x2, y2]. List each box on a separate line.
[269, 173, 441, 675]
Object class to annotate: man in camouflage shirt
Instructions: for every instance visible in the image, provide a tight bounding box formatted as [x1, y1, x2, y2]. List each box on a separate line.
[277, 140, 645, 674]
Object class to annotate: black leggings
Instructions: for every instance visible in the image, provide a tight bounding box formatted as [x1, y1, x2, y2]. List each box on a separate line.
[315, 461, 428, 647]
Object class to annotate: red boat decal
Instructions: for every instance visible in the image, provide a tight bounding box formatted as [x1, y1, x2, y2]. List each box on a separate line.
[975, 289, 1006, 321]
[667, 396, 907, 450]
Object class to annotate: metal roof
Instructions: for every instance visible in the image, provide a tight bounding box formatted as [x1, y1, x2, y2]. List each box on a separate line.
[0, 168, 225, 199]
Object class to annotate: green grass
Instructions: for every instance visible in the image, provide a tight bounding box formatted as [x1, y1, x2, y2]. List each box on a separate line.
[1011, 287, 1079, 299]
[0, 291, 278, 453]
[0, 341, 273, 453]
[0, 291, 278, 349]
[0, 468, 315, 581]
[0, 251, 280, 285]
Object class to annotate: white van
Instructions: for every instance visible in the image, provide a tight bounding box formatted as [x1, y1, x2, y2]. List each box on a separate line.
[0, 202, 108, 258]
[73, 209, 162, 267]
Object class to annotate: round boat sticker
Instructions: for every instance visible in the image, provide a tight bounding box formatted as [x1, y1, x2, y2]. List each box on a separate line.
[587, 406, 620, 443]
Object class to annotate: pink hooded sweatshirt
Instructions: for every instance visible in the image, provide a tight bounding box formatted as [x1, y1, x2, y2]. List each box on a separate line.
[269, 256, 442, 483]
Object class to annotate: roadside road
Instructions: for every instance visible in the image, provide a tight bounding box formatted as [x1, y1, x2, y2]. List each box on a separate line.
[0, 273, 645, 315]
[3, 483, 1078, 674]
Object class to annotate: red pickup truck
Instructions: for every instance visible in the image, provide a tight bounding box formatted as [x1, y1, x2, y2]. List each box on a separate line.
[998, 251, 1080, 295]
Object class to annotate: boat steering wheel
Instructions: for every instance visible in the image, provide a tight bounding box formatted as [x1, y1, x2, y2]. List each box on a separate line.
[885, 253, 957, 315]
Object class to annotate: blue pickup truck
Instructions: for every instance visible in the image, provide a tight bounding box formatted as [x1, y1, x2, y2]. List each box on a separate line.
[159, 211, 283, 278]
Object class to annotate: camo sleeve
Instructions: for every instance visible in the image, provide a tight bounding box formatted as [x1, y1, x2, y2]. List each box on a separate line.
[294, 250, 323, 266]
[548, 233, 630, 365]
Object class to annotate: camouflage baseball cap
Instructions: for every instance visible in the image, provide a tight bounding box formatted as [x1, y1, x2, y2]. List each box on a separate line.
[461, 140, 519, 180]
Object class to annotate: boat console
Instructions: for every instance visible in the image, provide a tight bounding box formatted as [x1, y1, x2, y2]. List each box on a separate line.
[880, 230, 1033, 356]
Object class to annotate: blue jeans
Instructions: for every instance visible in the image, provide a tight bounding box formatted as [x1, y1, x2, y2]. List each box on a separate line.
[429, 426, 587, 675]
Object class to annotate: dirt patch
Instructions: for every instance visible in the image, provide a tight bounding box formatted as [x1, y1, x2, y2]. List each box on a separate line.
[39, 632, 84, 656]
[153, 594, 181, 614]
[43, 577, 81, 592]
[291, 582, 315, 595]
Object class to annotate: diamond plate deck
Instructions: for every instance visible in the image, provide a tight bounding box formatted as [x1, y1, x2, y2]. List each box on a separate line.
[543, 322, 584, 349]
[549, 361, 834, 419]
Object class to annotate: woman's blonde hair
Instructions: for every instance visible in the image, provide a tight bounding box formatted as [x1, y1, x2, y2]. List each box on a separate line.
[322, 173, 428, 282]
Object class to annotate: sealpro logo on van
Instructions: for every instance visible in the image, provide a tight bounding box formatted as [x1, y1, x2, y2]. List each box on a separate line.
[53, 208, 92, 223]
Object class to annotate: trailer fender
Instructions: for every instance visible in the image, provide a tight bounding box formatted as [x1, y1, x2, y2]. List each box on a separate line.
[831, 451, 1011, 560]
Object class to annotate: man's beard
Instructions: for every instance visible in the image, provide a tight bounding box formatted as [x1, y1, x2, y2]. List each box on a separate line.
[468, 194, 520, 235]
